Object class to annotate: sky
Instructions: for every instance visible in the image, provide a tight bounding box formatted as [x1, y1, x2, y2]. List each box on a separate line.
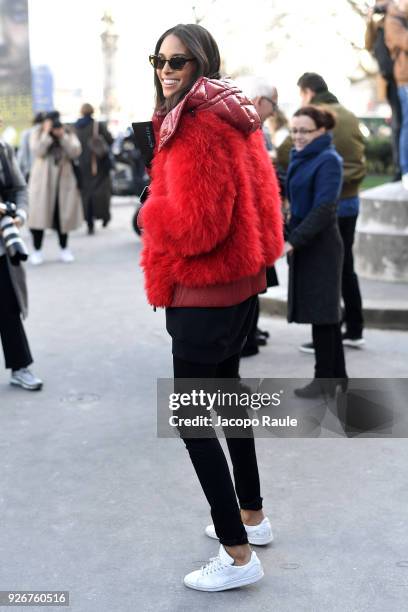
[27, 0, 206, 122]
[27, 0, 378, 126]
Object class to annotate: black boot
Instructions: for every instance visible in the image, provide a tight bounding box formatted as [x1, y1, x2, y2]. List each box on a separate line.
[335, 377, 348, 393]
[256, 328, 270, 339]
[241, 343, 259, 357]
[102, 213, 111, 228]
[294, 379, 336, 399]
[255, 330, 267, 346]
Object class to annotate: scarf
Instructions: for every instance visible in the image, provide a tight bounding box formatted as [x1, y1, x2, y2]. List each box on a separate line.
[75, 115, 93, 129]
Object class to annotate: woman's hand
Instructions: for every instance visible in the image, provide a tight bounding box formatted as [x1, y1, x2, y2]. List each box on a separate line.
[42, 119, 53, 134]
[0, 208, 21, 226]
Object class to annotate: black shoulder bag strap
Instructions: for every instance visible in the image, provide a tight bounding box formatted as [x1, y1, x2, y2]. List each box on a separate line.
[0, 144, 15, 200]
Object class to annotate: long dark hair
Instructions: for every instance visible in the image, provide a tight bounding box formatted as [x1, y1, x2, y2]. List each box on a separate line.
[153, 24, 221, 114]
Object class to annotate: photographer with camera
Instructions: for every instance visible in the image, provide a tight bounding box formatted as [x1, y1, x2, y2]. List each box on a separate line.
[28, 111, 83, 264]
[0, 131, 43, 391]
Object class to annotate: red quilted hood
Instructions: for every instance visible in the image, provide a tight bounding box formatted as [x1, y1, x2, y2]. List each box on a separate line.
[153, 77, 261, 150]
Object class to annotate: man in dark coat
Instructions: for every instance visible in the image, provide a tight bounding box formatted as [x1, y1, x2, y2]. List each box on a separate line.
[74, 103, 113, 234]
[296, 73, 366, 350]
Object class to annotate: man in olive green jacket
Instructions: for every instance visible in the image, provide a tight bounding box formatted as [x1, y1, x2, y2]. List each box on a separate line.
[295, 73, 366, 351]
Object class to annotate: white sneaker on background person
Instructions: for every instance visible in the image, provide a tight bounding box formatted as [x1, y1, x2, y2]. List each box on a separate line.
[59, 248, 75, 263]
[341, 333, 365, 348]
[10, 368, 43, 391]
[402, 173, 408, 190]
[29, 250, 44, 265]
[183, 544, 264, 591]
[205, 517, 274, 546]
[299, 341, 315, 354]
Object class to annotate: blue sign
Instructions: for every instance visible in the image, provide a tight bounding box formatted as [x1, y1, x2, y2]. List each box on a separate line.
[31, 65, 54, 112]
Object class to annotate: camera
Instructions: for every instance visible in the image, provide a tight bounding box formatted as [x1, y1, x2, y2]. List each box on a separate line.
[44, 111, 63, 129]
[0, 202, 29, 266]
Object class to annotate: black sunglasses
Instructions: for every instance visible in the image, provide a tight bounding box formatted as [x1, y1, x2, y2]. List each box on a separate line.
[149, 54, 195, 71]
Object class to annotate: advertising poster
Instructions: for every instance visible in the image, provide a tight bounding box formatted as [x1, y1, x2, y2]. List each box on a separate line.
[0, 0, 32, 137]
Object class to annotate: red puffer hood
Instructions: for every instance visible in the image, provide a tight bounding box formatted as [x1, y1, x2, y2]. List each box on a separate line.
[154, 77, 261, 151]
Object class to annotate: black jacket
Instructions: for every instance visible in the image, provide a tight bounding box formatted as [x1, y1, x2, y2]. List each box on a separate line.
[287, 208, 343, 324]
[286, 136, 344, 325]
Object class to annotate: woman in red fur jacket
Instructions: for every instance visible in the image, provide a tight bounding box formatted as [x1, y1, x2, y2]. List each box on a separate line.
[139, 24, 283, 591]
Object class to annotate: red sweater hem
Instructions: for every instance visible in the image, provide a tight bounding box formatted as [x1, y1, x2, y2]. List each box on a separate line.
[170, 267, 266, 307]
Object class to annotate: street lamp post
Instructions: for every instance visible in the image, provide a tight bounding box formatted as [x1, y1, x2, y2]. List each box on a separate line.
[100, 11, 119, 123]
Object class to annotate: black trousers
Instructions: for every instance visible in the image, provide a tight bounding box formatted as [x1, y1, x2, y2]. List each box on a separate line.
[387, 78, 402, 177]
[312, 323, 347, 379]
[243, 296, 260, 351]
[338, 215, 364, 338]
[173, 352, 263, 547]
[31, 199, 68, 250]
[0, 256, 33, 370]
[85, 195, 95, 230]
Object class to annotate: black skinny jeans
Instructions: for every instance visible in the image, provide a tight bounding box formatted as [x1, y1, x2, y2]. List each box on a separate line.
[0, 256, 33, 370]
[387, 78, 402, 176]
[312, 323, 347, 379]
[173, 353, 263, 547]
[338, 215, 364, 339]
[243, 296, 260, 351]
[31, 198, 68, 250]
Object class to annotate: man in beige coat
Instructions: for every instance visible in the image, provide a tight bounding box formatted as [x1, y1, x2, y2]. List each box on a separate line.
[28, 113, 83, 264]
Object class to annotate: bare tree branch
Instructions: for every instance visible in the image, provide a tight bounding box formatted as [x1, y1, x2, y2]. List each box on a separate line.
[345, 0, 371, 18]
[192, 0, 217, 25]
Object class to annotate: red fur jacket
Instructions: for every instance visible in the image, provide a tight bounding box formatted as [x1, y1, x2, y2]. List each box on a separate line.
[140, 77, 284, 308]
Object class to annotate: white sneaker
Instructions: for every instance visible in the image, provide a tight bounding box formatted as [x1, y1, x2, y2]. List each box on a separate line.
[59, 248, 74, 263]
[402, 173, 408, 190]
[183, 544, 264, 591]
[205, 517, 273, 546]
[29, 250, 44, 265]
[342, 336, 366, 348]
[10, 368, 43, 391]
